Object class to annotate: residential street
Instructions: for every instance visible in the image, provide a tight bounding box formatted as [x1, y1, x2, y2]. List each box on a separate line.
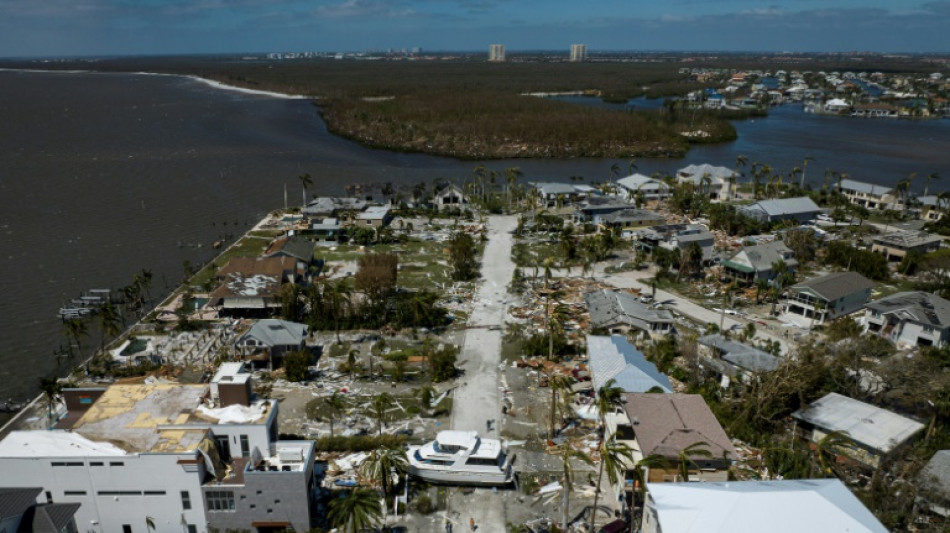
[447, 215, 518, 532]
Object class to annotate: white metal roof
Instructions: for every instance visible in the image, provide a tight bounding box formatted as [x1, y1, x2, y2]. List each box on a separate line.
[646, 479, 888, 533]
[0, 430, 127, 457]
[792, 392, 924, 453]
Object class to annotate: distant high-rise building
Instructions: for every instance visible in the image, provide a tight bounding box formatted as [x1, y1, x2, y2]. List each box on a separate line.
[570, 44, 588, 62]
[489, 44, 506, 62]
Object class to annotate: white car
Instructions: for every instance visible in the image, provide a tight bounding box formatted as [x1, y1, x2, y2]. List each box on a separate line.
[816, 213, 833, 222]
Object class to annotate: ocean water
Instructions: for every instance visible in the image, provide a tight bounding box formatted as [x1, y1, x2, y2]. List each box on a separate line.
[0, 69, 948, 404]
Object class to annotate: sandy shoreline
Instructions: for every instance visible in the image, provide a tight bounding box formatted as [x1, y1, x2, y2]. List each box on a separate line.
[0, 67, 312, 100]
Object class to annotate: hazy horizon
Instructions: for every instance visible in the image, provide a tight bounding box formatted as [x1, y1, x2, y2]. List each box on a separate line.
[1, 1, 948, 58]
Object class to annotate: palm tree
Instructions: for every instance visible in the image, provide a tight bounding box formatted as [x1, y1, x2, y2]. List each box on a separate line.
[800, 156, 814, 188]
[298, 173, 314, 207]
[329, 488, 382, 533]
[590, 379, 625, 524]
[925, 172, 940, 197]
[630, 454, 670, 527]
[369, 393, 394, 436]
[413, 384, 438, 415]
[591, 438, 635, 531]
[548, 373, 574, 440]
[360, 446, 409, 523]
[63, 317, 86, 357]
[556, 444, 594, 528]
[505, 167, 522, 212]
[39, 376, 62, 425]
[733, 155, 748, 197]
[145, 516, 156, 532]
[627, 158, 638, 176]
[321, 391, 349, 437]
[97, 300, 121, 356]
[138, 268, 153, 309]
[811, 430, 851, 477]
[677, 441, 713, 481]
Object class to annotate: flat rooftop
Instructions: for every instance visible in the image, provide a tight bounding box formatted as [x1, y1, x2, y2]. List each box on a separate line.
[69, 384, 271, 454]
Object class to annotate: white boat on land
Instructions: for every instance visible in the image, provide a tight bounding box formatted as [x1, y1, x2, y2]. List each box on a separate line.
[408, 430, 513, 486]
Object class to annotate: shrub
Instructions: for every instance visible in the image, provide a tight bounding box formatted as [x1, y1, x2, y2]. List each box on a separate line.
[314, 434, 408, 452]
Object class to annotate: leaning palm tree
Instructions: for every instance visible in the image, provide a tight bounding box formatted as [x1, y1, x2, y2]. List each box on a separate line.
[591, 438, 635, 531]
[677, 441, 713, 481]
[630, 454, 671, 526]
[360, 446, 409, 524]
[39, 376, 62, 426]
[557, 444, 594, 528]
[925, 172, 941, 197]
[329, 488, 383, 533]
[812, 430, 851, 477]
[298, 173, 314, 207]
[800, 155, 815, 188]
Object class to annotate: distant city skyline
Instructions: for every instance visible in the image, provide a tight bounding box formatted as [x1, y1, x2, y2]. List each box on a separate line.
[0, 1, 948, 58]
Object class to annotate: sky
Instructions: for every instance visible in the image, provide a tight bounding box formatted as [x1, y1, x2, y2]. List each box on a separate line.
[0, 0, 948, 58]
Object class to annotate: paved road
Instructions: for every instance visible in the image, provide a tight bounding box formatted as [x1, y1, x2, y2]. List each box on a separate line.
[448, 215, 518, 533]
[598, 267, 791, 356]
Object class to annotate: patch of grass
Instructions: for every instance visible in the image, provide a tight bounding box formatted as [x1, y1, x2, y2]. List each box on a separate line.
[512, 241, 563, 267]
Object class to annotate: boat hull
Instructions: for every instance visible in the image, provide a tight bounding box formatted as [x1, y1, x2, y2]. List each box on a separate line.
[407, 464, 513, 486]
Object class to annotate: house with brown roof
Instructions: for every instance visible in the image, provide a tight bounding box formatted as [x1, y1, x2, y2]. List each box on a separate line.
[616, 393, 736, 483]
[210, 256, 303, 317]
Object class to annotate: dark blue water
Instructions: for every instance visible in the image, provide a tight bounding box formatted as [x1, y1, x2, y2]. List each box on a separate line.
[1, 69, 949, 403]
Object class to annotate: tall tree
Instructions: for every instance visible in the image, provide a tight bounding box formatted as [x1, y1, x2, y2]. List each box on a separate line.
[39, 376, 63, 425]
[97, 301, 122, 356]
[307, 391, 349, 437]
[590, 379, 625, 526]
[360, 446, 409, 523]
[298, 173, 314, 207]
[925, 172, 940, 197]
[548, 373, 574, 440]
[328, 488, 382, 533]
[800, 156, 815, 188]
[591, 438, 635, 531]
[557, 444, 593, 528]
[369, 393, 394, 436]
[63, 317, 87, 357]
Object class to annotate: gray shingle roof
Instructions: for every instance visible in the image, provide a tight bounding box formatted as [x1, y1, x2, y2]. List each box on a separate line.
[724, 240, 796, 272]
[698, 334, 781, 373]
[585, 289, 673, 332]
[532, 182, 578, 195]
[586, 335, 672, 393]
[866, 291, 950, 329]
[238, 319, 308, 348]
[0, 488, 41, 520]
[741, 197, 820, 217]
[28, 503, 82, 533]
[676, 164, 735, 183]
[616, 174, 669, 192]
[792, 271, 875, 303]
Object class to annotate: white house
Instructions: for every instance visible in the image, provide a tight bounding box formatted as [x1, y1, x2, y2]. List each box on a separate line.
[675, 164, 737, 201]
[641, 479, 888, 533]
[615, 174, 671, 201]
[0, 377, 317, 533]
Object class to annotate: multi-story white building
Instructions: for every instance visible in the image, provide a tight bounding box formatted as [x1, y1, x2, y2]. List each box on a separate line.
[569, 44, 587, 62]
[838, 178, 901, 211]
[0, 364, 317, 533]
[488, 44, 506, 62]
